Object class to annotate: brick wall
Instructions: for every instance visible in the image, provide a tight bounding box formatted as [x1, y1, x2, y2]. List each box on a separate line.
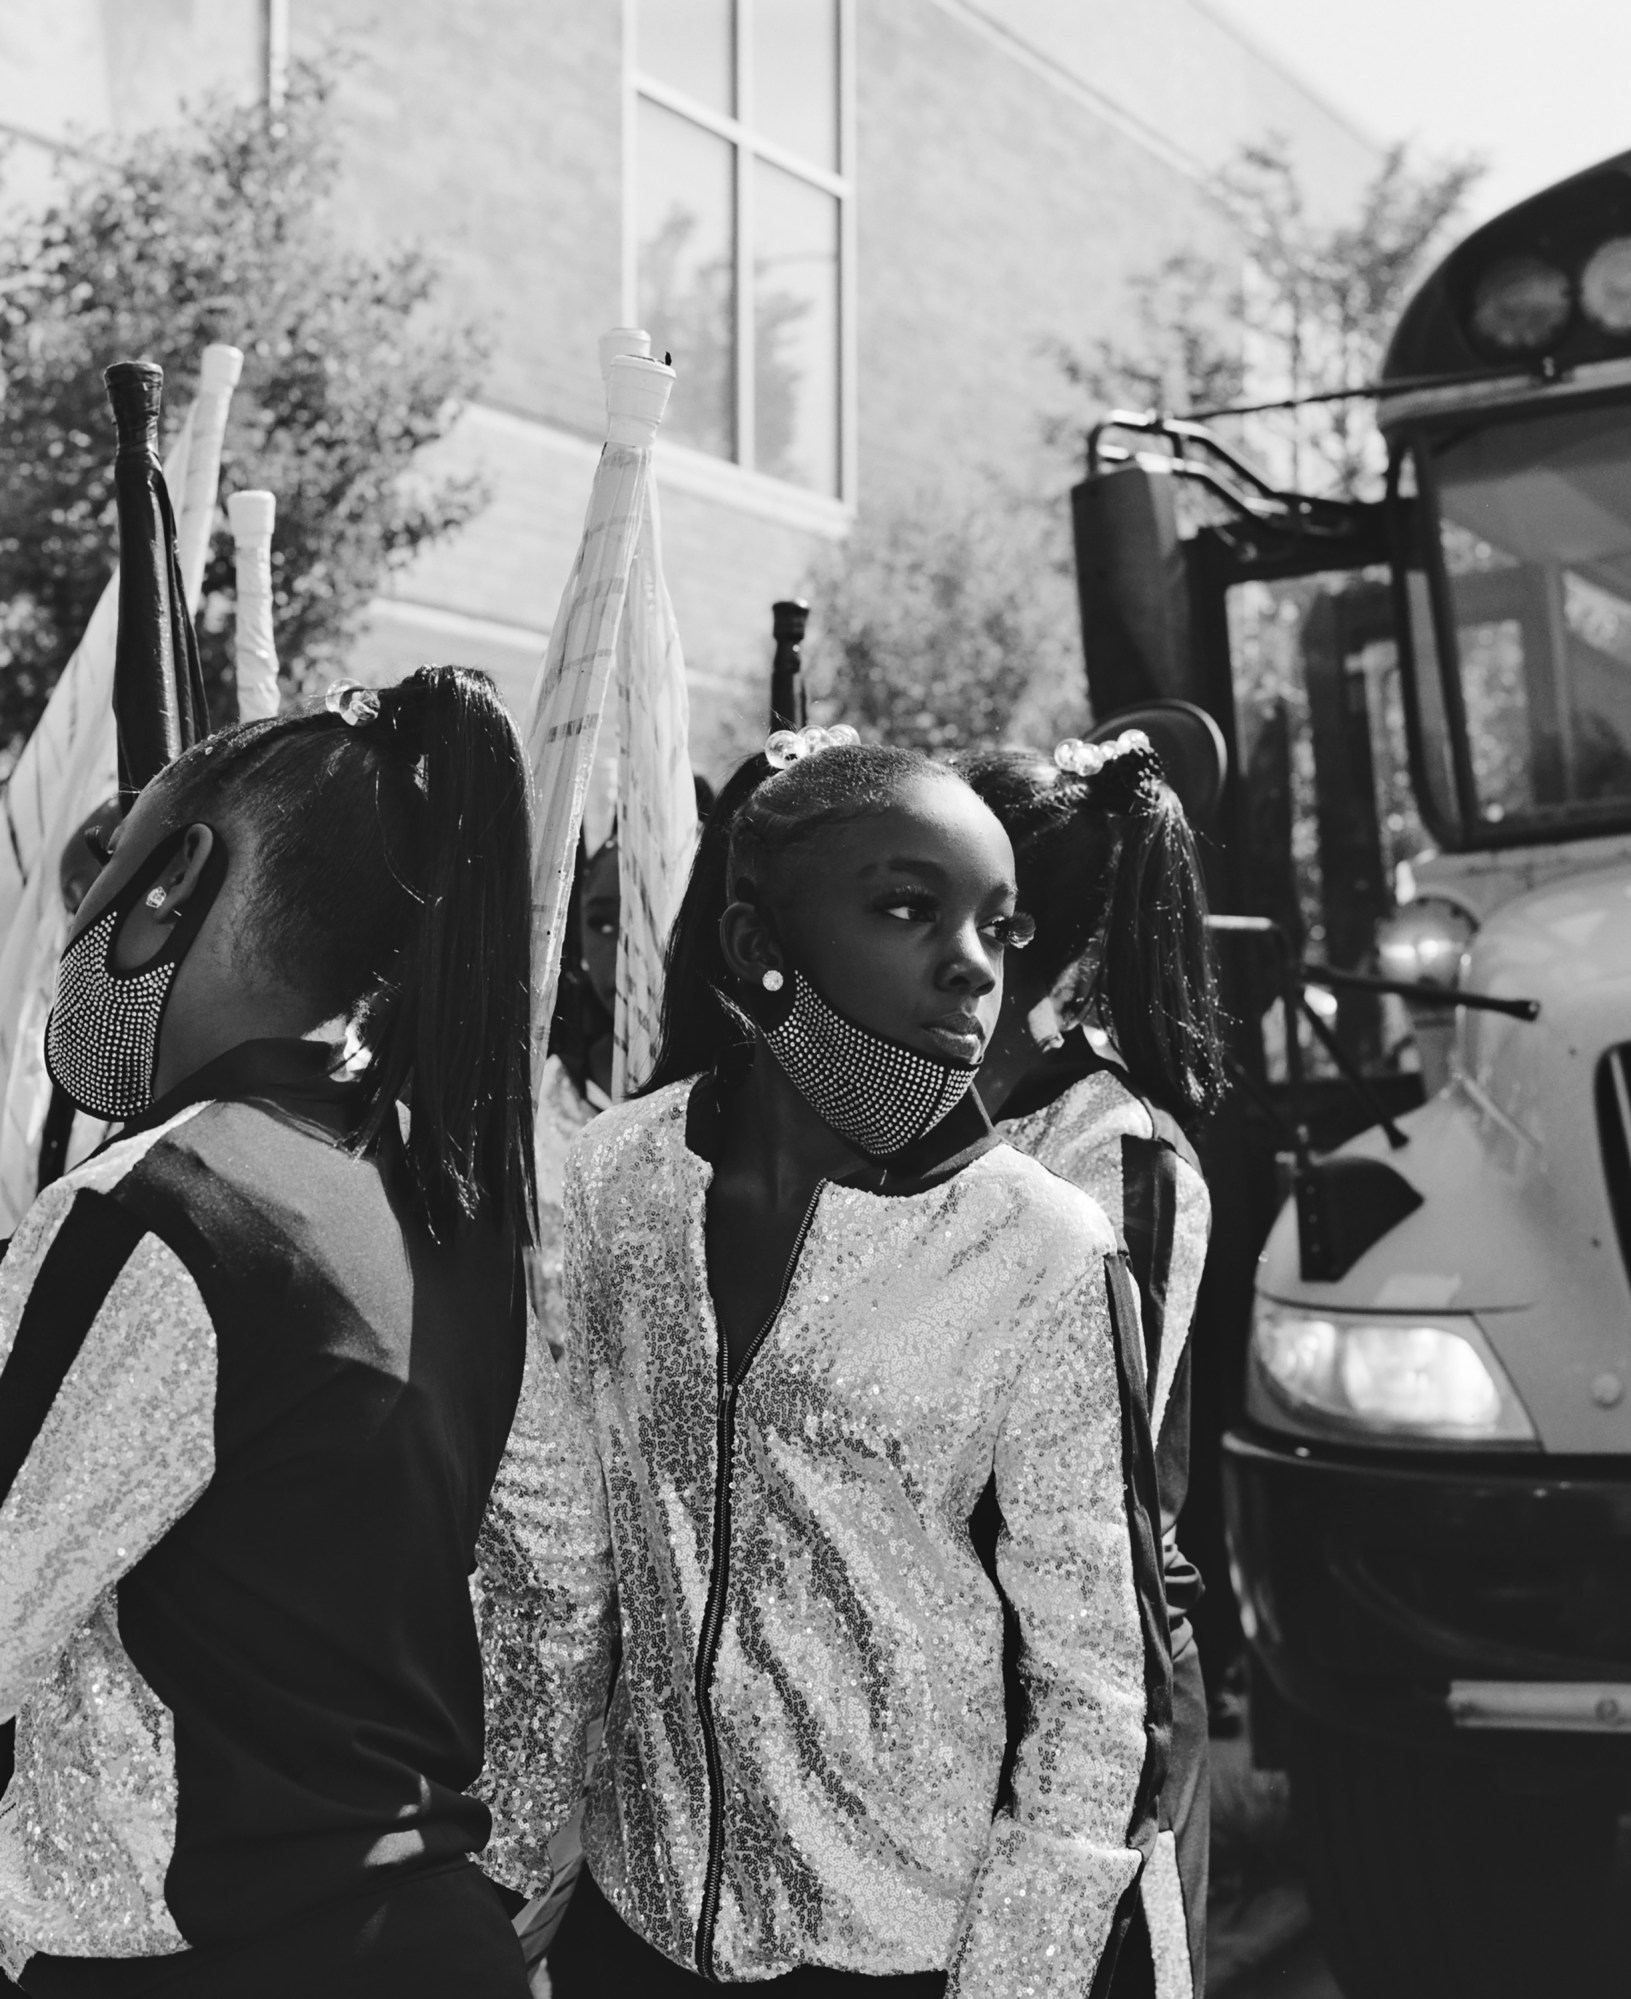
[295, 0, 622, 435]
[854, 0, 1240, 509]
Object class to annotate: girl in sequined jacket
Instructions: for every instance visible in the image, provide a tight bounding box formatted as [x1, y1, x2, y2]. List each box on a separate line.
[477, 739, 1172, 1999]
[957, 736, 1226, 1999]
[0, 670, 546, 1997]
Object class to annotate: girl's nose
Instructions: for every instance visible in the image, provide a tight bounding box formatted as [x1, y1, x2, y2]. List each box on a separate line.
[940, 917, 999, 995]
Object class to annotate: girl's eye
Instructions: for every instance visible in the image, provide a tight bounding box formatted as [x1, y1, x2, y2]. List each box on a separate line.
[83, 826, 113, 866]
[878, 896, 938, 924]
[985, 912, 1037, 949]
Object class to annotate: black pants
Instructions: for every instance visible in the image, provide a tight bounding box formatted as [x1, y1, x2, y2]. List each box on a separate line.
[19, 1860, 529, 1999]
[549, 1867, 947, 1998]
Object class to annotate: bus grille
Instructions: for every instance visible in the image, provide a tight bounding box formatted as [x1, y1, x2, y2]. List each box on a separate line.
[1601, 1045, 1631, 1287]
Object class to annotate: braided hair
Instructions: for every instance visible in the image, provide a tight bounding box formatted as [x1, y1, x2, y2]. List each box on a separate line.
[157, 666, 537, 1243]
[955, 738, 1225, 1127]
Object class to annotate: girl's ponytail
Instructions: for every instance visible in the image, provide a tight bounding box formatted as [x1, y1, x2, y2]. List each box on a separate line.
[1097, 785, 1226, 1127]
[956, 745, 1226, 1130]
[358, 666, 538, 1243]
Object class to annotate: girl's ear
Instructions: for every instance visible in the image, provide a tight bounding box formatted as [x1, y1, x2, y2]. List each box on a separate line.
[718, 897, 784, 989]
[148, 824, 217, 920]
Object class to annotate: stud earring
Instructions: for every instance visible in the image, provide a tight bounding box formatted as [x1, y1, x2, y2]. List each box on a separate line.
[761, 968, 785, 993]
[144, 887, 168, 912]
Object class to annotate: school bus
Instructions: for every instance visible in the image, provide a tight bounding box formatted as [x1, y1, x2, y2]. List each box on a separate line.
[1075, 150, 1631, 1997]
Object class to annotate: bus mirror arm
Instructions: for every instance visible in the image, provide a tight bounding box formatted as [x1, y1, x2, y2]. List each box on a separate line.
[1298, 961, 1540, 1022]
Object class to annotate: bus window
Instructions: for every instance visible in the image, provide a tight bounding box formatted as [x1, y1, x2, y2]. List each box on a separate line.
[1423, 402, 1631, 838]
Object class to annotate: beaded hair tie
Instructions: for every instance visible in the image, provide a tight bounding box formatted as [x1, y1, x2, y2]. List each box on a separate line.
[325, 678, 426, 757]
[764, 722, 861, 770]
[1053, 729, 1165, 815]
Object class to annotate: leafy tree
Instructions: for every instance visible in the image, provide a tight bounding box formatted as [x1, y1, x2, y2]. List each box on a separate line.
[1051, 139, 1484, 1048]
[1052, 138, 1482, 501]
[803, 490, 1086, 755]
[0, 60, 486, 766]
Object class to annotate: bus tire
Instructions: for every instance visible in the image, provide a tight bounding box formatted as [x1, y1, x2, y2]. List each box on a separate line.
[1288, 1715, 1618, 1999]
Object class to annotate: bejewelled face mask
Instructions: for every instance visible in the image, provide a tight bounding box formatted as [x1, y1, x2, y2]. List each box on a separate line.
[45, 829, 224, 1122]
[761, 970, 980, 1159]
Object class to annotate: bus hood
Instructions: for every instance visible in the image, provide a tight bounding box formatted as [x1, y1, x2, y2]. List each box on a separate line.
[1257, 860, 1631, 1452]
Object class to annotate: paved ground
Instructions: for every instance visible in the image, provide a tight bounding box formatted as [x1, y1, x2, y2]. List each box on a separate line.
[1219, 1929, 1344, 1999]
[1203, 1730, 1347, 1999]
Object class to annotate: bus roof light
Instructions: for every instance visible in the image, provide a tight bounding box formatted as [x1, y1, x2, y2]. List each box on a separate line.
[1467, 254, 1573, 357]
[1581, 235, 1631, 336]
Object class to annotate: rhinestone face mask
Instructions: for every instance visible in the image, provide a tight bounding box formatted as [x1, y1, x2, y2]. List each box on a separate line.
[45, 831, 224, 1123]
[761, 970, 980, 1159]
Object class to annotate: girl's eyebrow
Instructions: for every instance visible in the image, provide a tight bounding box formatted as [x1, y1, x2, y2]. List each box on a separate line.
[857, 857, 947, 880]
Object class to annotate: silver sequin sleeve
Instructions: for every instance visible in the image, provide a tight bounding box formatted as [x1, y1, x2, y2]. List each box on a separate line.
[945, 1245, 1146, 1997]
[474, 1212, 617, 1895]
[1005, 1075, 1211, 1442]
[0, 1190, 217, 1722]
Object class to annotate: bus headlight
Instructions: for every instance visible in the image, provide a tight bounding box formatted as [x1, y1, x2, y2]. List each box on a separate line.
[1250, 1301, 1536, 1444]
[1581, 235, 1631, 336]
[1375, 900, 1476, 991]
[1467, 254, 1572, 357]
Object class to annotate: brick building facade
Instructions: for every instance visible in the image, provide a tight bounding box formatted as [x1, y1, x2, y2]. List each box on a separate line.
[0, 0, 1377, 770]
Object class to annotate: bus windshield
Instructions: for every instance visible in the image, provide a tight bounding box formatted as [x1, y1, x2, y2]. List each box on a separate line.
[1418, 401, 1631, 840]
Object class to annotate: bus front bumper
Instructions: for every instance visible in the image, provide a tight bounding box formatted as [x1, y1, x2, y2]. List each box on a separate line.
[1221, 1426, 1631, 1751]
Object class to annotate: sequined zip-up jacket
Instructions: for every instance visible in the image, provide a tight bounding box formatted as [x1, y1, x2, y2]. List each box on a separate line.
[478, 1079, 1167, 1994]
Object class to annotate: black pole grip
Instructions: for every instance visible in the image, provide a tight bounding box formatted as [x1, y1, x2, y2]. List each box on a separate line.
[770, 598, 809, 732]
[105, 360, 208, 799]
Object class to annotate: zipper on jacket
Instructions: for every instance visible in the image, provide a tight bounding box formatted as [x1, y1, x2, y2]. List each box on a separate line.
[692, 1183, 824, 1978]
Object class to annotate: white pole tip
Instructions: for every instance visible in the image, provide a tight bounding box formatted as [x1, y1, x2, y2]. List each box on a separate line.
[199, 344, 246, 391]
[598, 327, 652, 383]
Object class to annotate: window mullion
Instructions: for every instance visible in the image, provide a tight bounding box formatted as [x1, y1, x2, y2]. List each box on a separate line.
[735, 139, 754, 473]
[734, 0, 755, 472]
[838, 0, 856, 501]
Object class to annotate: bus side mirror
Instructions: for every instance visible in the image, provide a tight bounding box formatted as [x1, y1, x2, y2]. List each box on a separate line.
[1071, 462, 1193, 717]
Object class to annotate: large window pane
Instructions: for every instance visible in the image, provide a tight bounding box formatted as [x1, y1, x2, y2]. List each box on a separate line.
[638, 101, 736, 461]
[753, 161, 838, 493]
[1432, 407, 1631, 829]
[751, 0, 838, 170]
[636, 0, 734, 115]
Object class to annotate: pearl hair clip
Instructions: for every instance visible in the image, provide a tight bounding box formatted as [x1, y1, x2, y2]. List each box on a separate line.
[1053, 728, 1153, 777]
[764, 722, 861, 770]
[325, 680, 382, 729]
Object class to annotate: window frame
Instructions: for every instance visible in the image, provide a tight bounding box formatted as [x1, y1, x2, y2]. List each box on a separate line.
[622, 0, 858, 516]
[1397, 395, 1631, 851]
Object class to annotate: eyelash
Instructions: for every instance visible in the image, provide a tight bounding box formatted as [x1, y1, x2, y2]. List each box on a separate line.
[988, 913, 1036, 950]
[83, 826, 114, 865]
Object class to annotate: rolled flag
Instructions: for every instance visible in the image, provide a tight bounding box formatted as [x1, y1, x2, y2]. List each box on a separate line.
[229, 490, 280, 723]
[0, 346, 243, 1226]
[611, 470, 697, 1098]
[174, 343, 243, 614]
[523, 334, 676, 1109]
